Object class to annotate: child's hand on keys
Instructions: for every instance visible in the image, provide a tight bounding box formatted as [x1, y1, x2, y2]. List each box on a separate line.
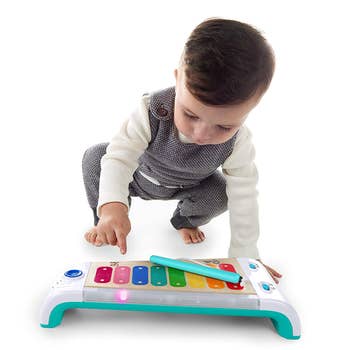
[88, 202, 131, 254]
[257, 259, 282, 284]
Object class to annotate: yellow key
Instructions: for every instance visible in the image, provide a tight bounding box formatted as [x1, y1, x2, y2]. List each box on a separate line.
[186, 272, 206, 288]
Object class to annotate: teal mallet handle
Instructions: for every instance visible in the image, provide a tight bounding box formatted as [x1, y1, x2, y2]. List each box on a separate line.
[150, 255, 242, 283]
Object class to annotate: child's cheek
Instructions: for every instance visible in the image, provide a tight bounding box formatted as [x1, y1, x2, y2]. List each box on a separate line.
[175, 115, 189, 134]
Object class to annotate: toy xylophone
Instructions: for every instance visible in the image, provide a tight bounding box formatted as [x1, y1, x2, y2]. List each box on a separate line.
[40, 257, 300, 339]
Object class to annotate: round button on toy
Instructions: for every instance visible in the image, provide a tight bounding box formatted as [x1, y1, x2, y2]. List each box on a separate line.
[64, 269, 83, 278]
[249, 263, 258, 270]
[260, 282, 274, 293]
[262, 283, 270, 291]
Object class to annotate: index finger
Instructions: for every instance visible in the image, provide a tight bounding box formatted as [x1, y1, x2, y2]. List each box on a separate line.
[114, 229, 127, 255]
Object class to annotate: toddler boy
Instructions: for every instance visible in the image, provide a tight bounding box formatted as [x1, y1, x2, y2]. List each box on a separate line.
[82, 18, 282, 283]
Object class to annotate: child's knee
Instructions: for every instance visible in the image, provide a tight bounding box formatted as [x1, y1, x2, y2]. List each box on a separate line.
[82, 143, 108, 174]
[212, 189, 228, 215]
[207, 174, 228, 214]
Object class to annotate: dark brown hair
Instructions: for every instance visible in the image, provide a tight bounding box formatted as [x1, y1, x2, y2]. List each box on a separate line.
[183, 18, 275, 105]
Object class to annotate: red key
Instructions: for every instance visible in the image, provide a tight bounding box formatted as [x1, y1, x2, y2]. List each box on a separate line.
[94, 266, 113, 283]
[219, 263, 244, 290]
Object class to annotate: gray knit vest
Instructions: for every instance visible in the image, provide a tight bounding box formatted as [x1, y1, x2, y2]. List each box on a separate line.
[137, 87, 237, 187]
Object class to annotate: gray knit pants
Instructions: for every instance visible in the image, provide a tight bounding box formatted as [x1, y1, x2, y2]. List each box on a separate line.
[82, 143, 228, 229]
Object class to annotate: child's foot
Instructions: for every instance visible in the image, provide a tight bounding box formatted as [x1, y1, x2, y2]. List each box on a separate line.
[178, 227, 205, 244]
[84, 226, 103, 246]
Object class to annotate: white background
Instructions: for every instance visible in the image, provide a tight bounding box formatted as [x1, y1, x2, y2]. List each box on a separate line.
[1, 0, 349, 348]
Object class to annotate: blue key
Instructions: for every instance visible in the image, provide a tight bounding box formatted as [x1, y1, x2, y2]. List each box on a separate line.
[132, 266, 149, 285]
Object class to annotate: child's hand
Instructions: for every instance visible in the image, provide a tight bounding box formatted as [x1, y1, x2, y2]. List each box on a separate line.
[257, 259, 282, 284]
[96, 202, 131, 255]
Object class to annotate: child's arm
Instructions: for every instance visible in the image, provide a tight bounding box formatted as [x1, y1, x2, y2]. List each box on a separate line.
[222, 126, 282, 283]
[96, 94, 152, 254]
[222, 125, 260, 258]
[98, 94, 152, 216]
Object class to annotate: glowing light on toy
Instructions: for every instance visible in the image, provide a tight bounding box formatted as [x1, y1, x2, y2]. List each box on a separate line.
[116, 289, 128, 302]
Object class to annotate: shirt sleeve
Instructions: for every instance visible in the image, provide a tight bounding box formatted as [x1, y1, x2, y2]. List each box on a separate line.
[97, 94, 152, 216]
[222, 125, 260, 259]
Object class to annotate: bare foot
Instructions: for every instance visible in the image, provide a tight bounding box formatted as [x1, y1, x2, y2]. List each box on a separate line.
[84, 226, 103, 246]
[178, 227, 205, 244]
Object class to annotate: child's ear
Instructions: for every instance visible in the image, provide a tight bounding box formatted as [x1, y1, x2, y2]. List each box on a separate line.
[174, 69, 178, 80]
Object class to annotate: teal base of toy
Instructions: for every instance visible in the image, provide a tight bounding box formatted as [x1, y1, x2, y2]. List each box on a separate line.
[40, 302, 300, 340]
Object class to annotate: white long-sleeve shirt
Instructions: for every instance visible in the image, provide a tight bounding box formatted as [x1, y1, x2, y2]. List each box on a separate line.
[98, 94, 260, 258]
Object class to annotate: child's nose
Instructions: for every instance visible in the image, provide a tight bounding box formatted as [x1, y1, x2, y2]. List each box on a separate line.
[193, 123, 213, 143]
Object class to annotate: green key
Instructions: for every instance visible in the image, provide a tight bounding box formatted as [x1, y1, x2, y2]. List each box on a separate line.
[168, 267, 186, 287]
[151, 265, 167, 286]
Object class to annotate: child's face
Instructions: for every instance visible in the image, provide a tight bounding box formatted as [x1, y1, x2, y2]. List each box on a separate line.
[174, 67, 262, 145]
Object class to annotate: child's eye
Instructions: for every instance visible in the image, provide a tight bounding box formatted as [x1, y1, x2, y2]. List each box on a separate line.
[217, 125, 232, 131]
[185, 112, 199, 120]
